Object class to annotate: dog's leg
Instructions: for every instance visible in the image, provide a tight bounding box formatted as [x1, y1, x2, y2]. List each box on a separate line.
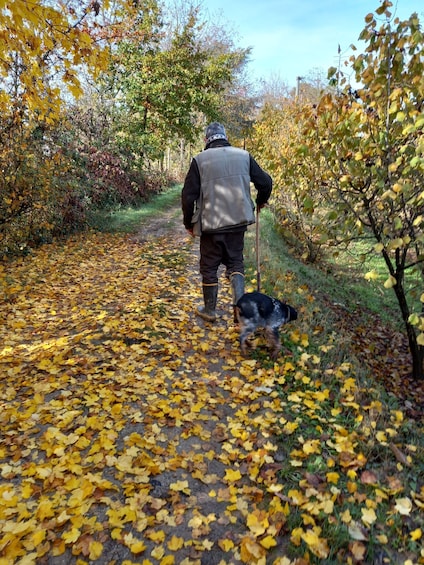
[266, 326, 281, 360]
[240, 331, 252, 355]
[239, 320, 256, 356]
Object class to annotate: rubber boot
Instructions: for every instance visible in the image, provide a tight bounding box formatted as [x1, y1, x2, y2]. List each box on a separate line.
[197, 284, 218, 322]
[230, 273, 245, 322]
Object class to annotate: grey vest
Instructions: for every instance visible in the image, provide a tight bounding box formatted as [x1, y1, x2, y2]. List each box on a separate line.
[194, 146, 255, 232]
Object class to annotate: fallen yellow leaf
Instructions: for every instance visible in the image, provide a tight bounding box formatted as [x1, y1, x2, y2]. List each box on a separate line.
[395, 497, 413, 515]
[224, 469, 242, 482]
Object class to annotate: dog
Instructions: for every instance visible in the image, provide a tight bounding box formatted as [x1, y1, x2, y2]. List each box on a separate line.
[236, 291, 298, 360]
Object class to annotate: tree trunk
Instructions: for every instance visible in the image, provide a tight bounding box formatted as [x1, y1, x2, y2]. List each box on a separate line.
[393, 282, 424, 380]
[412, 335, 423, 380]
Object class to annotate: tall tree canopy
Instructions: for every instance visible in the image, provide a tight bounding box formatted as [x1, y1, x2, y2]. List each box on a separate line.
[112, 1, 251, 161]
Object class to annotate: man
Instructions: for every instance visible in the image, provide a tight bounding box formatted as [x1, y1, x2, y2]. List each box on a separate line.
[182, 122, 272, 322]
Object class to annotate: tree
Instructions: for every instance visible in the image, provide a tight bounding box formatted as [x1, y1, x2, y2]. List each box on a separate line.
[0, 0, 141, 254]
[112, 1, 250, 163]
[252, 101, 328, 262]
[0, 0, 115, 123]
[305, 2, 424, 379]
[250, 2, 423, 379]
[0, 1, 111, 252]
[300, 67, 330, 104]
[251, 76, 334, 263]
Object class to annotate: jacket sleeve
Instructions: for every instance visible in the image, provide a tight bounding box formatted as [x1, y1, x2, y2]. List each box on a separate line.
[181, 158, 201, 229]
[249, 155, 272, 207]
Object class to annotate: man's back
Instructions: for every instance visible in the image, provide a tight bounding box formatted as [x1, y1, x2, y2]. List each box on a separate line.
[194, 146, 254, 232]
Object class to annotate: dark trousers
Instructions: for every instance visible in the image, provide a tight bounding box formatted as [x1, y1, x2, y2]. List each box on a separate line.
[199, 230, 246, 284]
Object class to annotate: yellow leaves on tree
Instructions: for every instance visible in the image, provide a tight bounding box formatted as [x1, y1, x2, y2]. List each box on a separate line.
[1, 1, 88, 119]
[0, 0, 141, 123]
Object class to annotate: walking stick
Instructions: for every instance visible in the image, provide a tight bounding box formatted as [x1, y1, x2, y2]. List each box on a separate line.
[256, 207, 261, 292]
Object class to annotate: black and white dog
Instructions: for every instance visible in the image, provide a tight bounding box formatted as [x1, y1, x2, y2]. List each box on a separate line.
[236, 291, 298, 360]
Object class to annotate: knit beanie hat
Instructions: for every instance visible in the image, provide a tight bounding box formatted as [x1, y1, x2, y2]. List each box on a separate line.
[205, 122, 227, 144]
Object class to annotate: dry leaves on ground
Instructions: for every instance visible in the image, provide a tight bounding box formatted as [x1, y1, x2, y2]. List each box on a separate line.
[0, 225, 423, 565]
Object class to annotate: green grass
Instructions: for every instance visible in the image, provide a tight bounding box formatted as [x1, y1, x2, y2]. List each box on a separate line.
[324, 237, 419, 327]
[243, 207, 409, 332]
[88, 184, 182, 233]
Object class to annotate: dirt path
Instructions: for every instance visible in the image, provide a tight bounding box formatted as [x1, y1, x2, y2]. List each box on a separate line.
[0, 208, 290, 564]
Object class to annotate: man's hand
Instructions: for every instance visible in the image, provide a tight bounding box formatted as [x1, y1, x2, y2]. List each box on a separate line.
[186, 228, 195, 237]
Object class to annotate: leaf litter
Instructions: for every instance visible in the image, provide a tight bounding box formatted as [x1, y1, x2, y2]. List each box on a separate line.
[0, 217, 423, 565]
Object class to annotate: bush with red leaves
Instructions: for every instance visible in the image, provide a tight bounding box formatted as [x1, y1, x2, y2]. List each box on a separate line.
[86, 148, 148, 208]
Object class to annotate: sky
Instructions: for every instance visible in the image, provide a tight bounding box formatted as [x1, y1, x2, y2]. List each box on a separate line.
[205, 0, 423, 88]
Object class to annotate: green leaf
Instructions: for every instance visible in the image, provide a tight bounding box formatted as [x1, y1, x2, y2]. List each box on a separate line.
[408, 313, 420, 325]
[327, 66, 337, 79]
[384, 275, 397, 289]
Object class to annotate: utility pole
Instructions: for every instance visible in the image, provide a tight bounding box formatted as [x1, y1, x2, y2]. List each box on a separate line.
[296, 76, 304, 100]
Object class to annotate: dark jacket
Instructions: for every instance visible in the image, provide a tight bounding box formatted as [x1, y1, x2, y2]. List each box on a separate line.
[182, 139, 272, 233]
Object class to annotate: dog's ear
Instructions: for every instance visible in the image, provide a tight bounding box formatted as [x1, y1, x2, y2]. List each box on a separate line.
[289, 306, 298, 321]
[280, 302, 297, 322]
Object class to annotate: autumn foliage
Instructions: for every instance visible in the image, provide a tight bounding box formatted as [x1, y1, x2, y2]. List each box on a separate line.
[1, 1, 423, 560]
[0, 0, 249, 256]
[0, 0, 118, 255]
[250, 2, 424, 379]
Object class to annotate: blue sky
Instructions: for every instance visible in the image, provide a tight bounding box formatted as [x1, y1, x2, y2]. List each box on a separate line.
[206, 0, 423, 88]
